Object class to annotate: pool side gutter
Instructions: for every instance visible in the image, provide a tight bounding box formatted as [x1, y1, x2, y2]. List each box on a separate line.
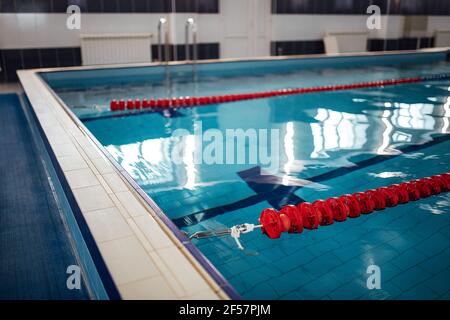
[17, 69, 237, 300]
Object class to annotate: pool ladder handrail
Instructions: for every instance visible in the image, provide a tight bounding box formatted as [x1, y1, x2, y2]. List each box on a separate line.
[185, 18, 198, 64]
[157, 18, 172, 97]
[185, 18, 198, 94]
[157, 18, 170, 64]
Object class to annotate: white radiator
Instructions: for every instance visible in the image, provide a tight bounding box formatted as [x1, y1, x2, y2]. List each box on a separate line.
[324, 31, 369, 54]
[435, 30, 450, 48]
[80, 33, 152, 66]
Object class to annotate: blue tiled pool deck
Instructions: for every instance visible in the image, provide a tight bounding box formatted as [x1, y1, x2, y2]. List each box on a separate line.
[0, 93, 90, 299]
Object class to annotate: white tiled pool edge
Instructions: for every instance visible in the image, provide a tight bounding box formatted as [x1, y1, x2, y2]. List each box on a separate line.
[18, 70, 228, 300]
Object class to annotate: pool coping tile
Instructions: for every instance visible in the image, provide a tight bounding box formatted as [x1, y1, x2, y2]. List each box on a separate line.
[17, 70, 227, 300]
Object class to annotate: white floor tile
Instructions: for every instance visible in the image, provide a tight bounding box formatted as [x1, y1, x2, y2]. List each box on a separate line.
[84, 207, 134, 242]
[147, 251, 186, 298]
[65, 168, 100, 189]
[90, 156, 115, 175]
[103, 172, 129, 193]
[98, 236, 160, 286]
[59, 153, 89, 172]
[115, 191, 148, 217]
[186, 290, 220, 300]
[52, 143, 80, 157]
[73, 185, 114, 212]
[157, 247, 214, 296]
[133, 214, 174, 251]
[118, 276, 177, 300]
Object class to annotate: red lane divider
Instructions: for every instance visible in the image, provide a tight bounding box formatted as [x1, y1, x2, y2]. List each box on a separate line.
[109, 76, 423, 112]
[259, 173, 450, 239]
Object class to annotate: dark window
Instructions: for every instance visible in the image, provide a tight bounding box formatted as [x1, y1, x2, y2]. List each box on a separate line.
[117, 0, 133, 12]
[15, 0, 35, 12]
[22, 49, 41, 69]
[175, 0, 218, 13]
[272, 0, 444, 15]
[197, 0, 218, 13]
[133, 0, 149, 12]
[385, 39, 399, 51]
[398, 37, 419, 50]
[367, 39, 384, 51]
[85, 0, 103, 12]
[67, 0, 87, 12]
[52, 0, 69, 13]
[57, 47, 75, 67]
[39, 48, 59, 67]
[34, 0, 53, 12]
[175, 0, 196, 12]
[103, 0, 119, 12]
[197, 43, 219, 59]
[0, 0, 16, 12]
[148, 0, 172, 13]
[399, 0, 426, 15]
[152, 43, 219, 62]
[271, 40, 324, 56]
[73, 47, 82, 65]
[2, 50, 23, 81]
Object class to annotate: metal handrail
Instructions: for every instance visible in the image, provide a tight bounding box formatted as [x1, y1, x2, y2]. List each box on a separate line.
[185, 18, 198, 94]
[157, 18, 169, 63]
[185, 18, 198, 63]
[157, 17, 172, 97]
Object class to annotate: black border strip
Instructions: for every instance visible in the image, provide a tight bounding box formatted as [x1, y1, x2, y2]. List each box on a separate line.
[272, 0, 450, 15]
[0, 0, 219, 13]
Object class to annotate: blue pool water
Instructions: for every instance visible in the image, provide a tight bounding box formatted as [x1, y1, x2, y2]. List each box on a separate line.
[44, 53, 450, 299]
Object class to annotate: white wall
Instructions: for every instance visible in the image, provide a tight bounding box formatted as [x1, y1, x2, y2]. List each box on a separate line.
[428, 16, 450, 36]
[0, 13, 171, 49]
[271, 15, 406, 41]
[0, 0, 273, 58]
[1, 4, 449, 57]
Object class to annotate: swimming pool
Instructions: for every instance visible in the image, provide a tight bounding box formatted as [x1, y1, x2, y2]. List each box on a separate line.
[41, 51, 450, 299]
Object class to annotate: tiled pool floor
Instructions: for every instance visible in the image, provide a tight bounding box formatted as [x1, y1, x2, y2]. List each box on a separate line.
[192, 138, 450, 299]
